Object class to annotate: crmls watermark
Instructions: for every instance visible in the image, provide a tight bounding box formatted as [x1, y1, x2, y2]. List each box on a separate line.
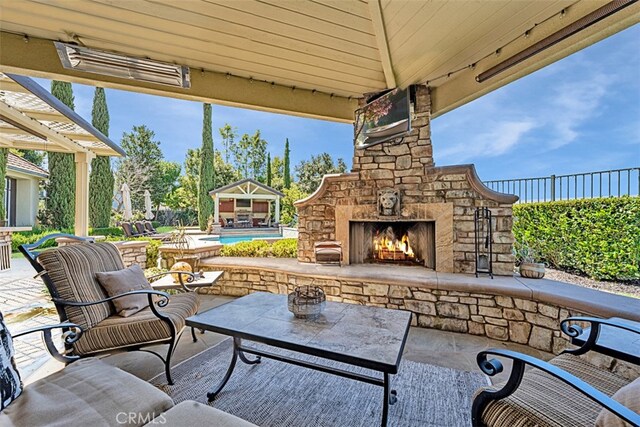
[116, 412, 166, 425]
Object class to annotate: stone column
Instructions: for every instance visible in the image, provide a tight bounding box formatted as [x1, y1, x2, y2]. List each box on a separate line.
[275, 197, 280, 223]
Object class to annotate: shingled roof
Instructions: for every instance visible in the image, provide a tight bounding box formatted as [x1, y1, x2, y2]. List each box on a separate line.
[7, 152, 48, 179]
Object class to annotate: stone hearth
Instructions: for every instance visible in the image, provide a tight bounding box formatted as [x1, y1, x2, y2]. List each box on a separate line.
[295, 85, 518, 275]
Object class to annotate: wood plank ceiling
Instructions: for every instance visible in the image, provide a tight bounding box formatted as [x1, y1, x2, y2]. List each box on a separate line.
[0, 0, 637, 121]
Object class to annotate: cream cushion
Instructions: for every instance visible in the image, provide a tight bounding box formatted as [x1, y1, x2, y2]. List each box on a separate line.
[596, 377, 640, 427]
[0, 358, 173, 427]
[146, 401, 258, 426]
[96, 264, 152, 317]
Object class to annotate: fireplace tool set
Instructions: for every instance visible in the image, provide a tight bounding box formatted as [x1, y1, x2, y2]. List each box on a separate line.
[474, 207, 493, 278]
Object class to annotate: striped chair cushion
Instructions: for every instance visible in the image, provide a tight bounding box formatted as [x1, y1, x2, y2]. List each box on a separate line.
[37, 243, 126, 330]
[480, 353, 631, 427]
[73, 292, 199, 355]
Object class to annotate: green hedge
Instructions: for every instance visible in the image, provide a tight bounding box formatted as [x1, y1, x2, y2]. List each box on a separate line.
[513, 197, 640, 280]
[220, 238, 297, 258]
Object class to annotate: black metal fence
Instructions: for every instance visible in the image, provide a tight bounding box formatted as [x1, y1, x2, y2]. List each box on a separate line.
[483, 167, 640, 203]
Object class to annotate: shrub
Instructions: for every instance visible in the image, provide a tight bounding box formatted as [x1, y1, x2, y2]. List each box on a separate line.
[219, 238, 298, 258]
[271, 239, 298, 258]
[513, 197, 640, 280]
[220, 240, 270, 257]
[11, 228, 72, 252]
[144, 239, 162, 267]
[89, 227, 123, 237]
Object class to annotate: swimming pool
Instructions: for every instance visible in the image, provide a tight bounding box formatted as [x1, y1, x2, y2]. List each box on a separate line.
[202, 233, 283, 245]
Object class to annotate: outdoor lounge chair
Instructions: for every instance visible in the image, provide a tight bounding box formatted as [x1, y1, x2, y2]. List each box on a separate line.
[137, 221, 172, 241]
[18, 234, 200, 385]
[0, 313, 257, 426]
[472, 317, 640, 427]
[121, 221, 146, 238]
[134, 221, 153, 236]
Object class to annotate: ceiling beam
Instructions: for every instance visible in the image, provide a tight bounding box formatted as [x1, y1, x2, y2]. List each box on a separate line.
[0, 31, 358, 123]
[368, 0, 396, 89]
[21, 110, 73, 123]
[0, 79, 30, 94]
[430, 0, 640, 118]
[0, 101, 88, 153]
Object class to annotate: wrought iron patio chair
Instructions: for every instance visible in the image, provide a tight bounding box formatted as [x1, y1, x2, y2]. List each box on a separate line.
[472, 317, 640, 427]
[19, 233, 201, 384]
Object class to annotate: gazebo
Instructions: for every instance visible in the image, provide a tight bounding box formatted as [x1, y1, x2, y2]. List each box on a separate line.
[209, 178, 284, 228]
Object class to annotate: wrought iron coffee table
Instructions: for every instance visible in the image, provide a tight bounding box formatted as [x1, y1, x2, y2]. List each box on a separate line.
[186, 292, 411, 426]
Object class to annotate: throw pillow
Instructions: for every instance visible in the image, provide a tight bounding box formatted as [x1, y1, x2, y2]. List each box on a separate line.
[596, 377, 640, 427]
[0, 312, 22, 410]
[95, 264, 153, 317]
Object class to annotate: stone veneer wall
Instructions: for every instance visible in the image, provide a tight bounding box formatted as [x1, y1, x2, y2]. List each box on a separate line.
[295, 85, 518, 275]
[57, 238, 148, 269]
[200, 268, 587, 355]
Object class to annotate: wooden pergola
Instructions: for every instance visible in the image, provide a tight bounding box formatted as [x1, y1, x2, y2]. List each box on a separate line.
[0, 72, 125, 235]
[210, 178, 284, 226]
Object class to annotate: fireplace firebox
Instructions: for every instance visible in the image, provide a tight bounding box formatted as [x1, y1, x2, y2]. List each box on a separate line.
[349, 221, 435, 268]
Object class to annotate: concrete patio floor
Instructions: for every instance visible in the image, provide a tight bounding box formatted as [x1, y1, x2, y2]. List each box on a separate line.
[26, 293, 553, 388]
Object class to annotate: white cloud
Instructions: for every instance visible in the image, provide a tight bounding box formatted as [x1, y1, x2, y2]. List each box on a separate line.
[439, 119, 536, 162]
[544, 72, 613, 149]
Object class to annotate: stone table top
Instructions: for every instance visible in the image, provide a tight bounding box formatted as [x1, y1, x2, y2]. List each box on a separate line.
[187, 292, 412, 373]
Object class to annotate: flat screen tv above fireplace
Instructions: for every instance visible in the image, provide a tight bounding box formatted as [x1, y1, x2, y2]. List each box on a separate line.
[354, 86, 412, 149]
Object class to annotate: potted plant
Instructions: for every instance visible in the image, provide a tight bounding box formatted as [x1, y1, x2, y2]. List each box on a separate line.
[168, 223, 198, 282]
[514, 241, 545, 279]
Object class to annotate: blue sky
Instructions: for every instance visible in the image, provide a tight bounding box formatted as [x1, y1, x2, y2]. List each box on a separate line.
[36, 25, 638, 181]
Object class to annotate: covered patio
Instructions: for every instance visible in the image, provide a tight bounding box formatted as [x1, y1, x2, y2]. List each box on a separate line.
[0, 1, 638, 426]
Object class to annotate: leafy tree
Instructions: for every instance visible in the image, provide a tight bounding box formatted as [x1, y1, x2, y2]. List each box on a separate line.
[46, 81, 76, 229]
[248, 130, 267, 182]
[231, 133, 251, 178]
[266, 153, 272, 187]
[115, 125, 163, 211]
[11, 149, 44, 167]
[0, 148, 7, 222]
[280, 183, 308, 225]
[166, 148, 200, 210]
[295, 152, 348, 193]
[152, 161, 181, 209]
[198, 103, 215, 230]
[219, 123, 236, 163]
[89, 87, 115, 228]
[213, 151, 241, 188]
[283, 138, 291, 189]
[270, 155, 285, 191]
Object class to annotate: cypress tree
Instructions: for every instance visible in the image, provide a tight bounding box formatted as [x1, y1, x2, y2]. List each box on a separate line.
[47, 81, 76, 230]
[266, 152, 272, 187]
[198, 103, 215, 230]
[89, 88, 115, 228]
[283, 138, 291, 189]
[0, 148, 7, 223]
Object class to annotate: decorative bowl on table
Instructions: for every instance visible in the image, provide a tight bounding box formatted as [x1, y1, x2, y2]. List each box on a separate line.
[288, 286, 326, 319]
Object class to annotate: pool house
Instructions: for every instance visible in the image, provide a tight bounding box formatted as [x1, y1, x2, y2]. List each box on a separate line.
[210, 178, 284, 229]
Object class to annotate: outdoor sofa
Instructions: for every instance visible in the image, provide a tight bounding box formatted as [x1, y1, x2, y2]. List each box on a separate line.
[472, 317, 640, 427]
[0, 316, 256, 427]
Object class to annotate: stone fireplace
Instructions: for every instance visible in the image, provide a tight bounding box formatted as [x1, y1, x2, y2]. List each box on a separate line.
[295, 85, 518, 275]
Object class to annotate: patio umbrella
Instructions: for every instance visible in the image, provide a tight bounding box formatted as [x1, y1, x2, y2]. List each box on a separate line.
[144, 190, 154, 220]
[121, 183, 132, 221]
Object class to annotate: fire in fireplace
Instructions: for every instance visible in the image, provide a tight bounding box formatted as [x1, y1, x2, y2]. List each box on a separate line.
[350, 221, 435, 268]
[373, 226, 416, 262]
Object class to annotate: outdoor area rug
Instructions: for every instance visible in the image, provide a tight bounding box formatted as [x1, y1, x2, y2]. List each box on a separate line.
[150, 338, 488, 426]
